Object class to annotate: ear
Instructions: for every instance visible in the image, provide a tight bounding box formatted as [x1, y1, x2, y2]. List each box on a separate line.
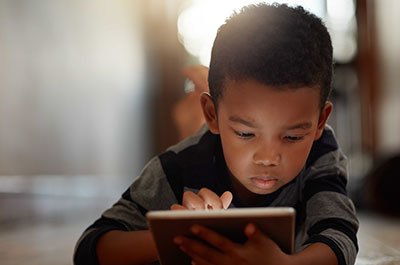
[200, 92, 220, 134]
[314, 101, 333, 140]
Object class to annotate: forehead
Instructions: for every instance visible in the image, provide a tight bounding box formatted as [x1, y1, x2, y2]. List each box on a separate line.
[221, 79, 319, 101]
[218, 79, 321, 123]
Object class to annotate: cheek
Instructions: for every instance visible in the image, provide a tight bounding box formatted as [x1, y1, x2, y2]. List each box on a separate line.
[220, 129, 315, 179]
[220, 135, 252, 172]
[283, 141, 314, 173]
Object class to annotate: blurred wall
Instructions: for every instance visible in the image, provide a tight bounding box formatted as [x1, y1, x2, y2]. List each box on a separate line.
[375, 0, 400, 155]
[2, 0, 397, 178]
[0, 0, 153, 175]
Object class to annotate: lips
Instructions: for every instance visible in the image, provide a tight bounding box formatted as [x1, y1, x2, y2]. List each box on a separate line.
[250, 176, 279, 190]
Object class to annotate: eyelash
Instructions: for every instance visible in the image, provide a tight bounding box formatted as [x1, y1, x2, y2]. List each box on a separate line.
[284, 135, 305, 142]
[233, 130, 254, 139]
[233, 130, 305, 142]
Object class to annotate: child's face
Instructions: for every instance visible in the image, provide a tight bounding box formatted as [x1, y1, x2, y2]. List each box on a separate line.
[202, 79, 331, 195]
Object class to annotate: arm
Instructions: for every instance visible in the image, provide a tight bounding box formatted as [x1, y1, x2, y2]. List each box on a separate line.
[290, 242, 337, 265]
[96, 230, 157, 265]
[93, 179, 232, 265]
[297, 127, 359, 265]
[74, 208, 161, 265]
[299, 158, 359, 264]
[74, 157, 179, 265]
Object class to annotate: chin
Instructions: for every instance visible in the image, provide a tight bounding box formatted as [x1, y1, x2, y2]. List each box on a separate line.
[250, 186, 279, 195]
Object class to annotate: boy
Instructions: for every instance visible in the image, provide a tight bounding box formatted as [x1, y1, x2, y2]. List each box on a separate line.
[74, 3, 358, 265]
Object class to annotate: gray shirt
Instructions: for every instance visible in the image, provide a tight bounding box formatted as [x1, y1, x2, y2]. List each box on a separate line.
[74, 125, 358, 265]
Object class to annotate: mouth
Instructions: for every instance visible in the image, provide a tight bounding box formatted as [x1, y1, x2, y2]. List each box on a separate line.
[250, 176, 279, 190]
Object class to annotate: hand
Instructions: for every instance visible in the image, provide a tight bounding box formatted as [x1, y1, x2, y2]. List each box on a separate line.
[172, 65, 209, 140]
[174, 223, 292, 265]
[170, 188, 232, 211]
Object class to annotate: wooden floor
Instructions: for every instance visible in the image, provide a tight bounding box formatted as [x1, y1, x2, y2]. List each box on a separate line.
[0, 192, 109, 265]
[356, 212, 400, 265]
[1, 176, 400, 265]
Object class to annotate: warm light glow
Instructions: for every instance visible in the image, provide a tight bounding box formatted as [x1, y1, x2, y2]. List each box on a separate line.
[327, 0, 355, 23]
[177, 0, 325, 66]
[331, 33, 357, 63]
[178, 0, 264, 65]
[326, 0, 357, 63]
[178, 0, 356, 65]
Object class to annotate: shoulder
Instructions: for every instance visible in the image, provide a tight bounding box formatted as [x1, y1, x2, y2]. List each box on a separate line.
[306, 125, 342, 165]
[157, 126, 224, 201]
[159, 125, 220, 169]
[300, 125, 348, 199]
[165, 125, 210, 153]
[305, 125, 347, 176]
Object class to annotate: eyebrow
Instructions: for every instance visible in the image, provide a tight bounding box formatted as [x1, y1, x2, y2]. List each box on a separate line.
[229, 116, 258, 128]
[285, 122, 313, 130]
[229, 116, 313, 130]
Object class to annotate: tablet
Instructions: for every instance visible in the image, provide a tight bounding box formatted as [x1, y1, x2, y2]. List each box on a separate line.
[147, 207, 295, 265]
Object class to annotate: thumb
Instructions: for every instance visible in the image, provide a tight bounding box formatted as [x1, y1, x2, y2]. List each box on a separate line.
[220, 191, 233, 209]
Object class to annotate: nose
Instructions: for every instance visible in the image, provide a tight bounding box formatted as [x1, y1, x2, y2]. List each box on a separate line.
[253, 142, 281, 166]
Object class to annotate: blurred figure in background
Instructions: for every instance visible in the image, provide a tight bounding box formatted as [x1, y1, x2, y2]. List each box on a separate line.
[360, 153, 400, 216]
[172, 65, 208, 140]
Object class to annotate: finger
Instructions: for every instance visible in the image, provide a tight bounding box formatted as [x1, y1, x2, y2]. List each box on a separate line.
[197, 188, 223, 210]
[220, 191, 233, 209]
[174, 235, 224, 264]
[182, 191, 205, 210]
[170, 204, 187, 210]
[191, 225, 237, 253]
[244, 223, 268, 245]
[191, 255, 215, 265]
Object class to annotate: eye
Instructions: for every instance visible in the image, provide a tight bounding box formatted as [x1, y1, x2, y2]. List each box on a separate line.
[284, 135, 304, 142]
[234, 130, 254, 139]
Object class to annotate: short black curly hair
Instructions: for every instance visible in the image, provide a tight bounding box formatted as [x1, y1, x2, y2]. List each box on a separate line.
[208, 3, 333, 110]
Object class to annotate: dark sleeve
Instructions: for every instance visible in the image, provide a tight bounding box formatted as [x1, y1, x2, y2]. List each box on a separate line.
[73, 218, 129, 265]
[73, 156, 178, 265]
[303, 174, 359, 265]
[299, 132, 359, 265]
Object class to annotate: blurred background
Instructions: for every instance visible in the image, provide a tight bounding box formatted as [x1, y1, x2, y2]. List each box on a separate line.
[0, 0, 399, 264]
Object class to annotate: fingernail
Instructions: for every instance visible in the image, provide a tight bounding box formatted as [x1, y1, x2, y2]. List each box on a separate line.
[247, 223, 256, 235]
